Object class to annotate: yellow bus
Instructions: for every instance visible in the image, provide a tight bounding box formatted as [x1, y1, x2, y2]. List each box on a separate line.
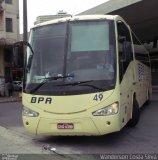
[21, 15, 151, 136]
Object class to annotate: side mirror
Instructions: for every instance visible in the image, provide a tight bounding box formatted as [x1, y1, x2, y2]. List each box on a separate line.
[13, 46, 19, 67]
[13, 41, 34, 73]
[27, 54, 33, 72]
[119, 36, 126, 44]
[13, 45, 24, 67]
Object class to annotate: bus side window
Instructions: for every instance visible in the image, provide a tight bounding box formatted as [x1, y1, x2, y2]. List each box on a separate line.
[132, 32, 150, 67]
[117, 21, 133, 82]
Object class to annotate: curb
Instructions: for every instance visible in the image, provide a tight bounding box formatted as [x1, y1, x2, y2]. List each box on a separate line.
[0, 126, 45, 154]
[0, 125, 28, 141]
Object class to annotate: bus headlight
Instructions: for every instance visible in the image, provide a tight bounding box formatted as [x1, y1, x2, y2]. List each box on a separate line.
[22, 107, 39, 117]
[92, 102, 119, 116]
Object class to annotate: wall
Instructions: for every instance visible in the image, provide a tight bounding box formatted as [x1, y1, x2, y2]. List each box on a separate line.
[0, 12, 4, 31]
[0, 0, 19, 78]
[3, 0, 19, 41]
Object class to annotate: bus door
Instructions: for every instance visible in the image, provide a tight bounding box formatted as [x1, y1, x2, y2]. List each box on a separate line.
[117, 20, 134, 124]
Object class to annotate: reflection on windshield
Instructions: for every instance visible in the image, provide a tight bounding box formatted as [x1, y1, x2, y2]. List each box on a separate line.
[24, 20, 116, 94]
[66, 51, 114, 81]
[26, 23, 67, 84]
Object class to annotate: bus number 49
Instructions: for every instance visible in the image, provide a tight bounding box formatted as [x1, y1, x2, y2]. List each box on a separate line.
[93, 94, 103, 101]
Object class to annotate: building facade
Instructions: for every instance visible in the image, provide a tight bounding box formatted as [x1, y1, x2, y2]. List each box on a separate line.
[0, 0, 21, 81]
[34, 10, 71, 25]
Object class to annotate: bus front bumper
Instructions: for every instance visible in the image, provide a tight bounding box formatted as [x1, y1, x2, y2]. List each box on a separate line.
[23, 115, 121, 136]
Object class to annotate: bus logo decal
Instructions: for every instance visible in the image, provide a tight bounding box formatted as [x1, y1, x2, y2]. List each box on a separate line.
[31, 97, 52, 104]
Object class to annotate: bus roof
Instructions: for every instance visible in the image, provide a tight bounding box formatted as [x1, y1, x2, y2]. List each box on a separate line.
[32, 15, 119, 29]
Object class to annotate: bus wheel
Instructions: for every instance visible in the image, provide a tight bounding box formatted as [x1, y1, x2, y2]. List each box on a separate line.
[128, 98, 140, 127]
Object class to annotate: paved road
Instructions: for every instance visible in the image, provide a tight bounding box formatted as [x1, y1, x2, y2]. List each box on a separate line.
[0, 93, 158, 154]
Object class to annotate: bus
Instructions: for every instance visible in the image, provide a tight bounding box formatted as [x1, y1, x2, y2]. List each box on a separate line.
[21, 15, 151, 136]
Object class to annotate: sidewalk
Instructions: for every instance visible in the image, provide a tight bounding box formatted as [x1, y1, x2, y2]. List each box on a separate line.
[0, 125, 45, 154]
[0, 91, 21, 103]
[0, 126, 96, 159]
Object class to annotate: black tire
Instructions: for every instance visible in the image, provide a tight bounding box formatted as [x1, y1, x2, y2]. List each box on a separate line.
[128, 98, 140, 127]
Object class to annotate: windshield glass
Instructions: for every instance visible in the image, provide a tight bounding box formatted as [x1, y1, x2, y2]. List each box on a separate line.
[26, 23, 66, 84]
[66, 21, 115, 82]
[24, 20, 116, 95]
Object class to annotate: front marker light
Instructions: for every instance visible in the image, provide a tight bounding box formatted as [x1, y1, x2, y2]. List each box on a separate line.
[22, 107, 39, 117]
[92, 102, 119, 116]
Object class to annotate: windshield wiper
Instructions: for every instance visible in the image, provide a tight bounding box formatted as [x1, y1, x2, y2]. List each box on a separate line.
[56, 80, 93, 86]
[28, 75, 74, 94]
[56, 80, 105, 91]
[78, 84, 105, 91]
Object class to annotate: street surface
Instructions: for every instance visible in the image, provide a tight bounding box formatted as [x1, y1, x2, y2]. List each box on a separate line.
[0, 92, 158, 155]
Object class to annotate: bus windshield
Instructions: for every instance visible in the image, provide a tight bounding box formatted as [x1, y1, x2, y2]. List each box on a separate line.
[24, 20, 116, 95]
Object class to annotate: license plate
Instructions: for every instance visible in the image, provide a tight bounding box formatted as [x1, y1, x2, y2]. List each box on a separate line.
[57, 123, 74, 129]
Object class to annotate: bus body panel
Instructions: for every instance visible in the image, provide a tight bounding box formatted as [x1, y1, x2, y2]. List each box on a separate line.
[22, 87, 123, 135]
[134, 60, 151, 108]
[23, 114, 121, 136]
[22, 90, 114, 114]
[119, 62, 134, 126]
[119, 60, 151, 127]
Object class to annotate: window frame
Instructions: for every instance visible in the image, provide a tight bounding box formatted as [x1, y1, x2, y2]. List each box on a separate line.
[6, 18, 13, 32]
[131, 31, 150, 67]
[117, 20, 133, 82]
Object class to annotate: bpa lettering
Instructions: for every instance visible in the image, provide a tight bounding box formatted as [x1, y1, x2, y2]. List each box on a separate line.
[31, 97, 52, 104]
